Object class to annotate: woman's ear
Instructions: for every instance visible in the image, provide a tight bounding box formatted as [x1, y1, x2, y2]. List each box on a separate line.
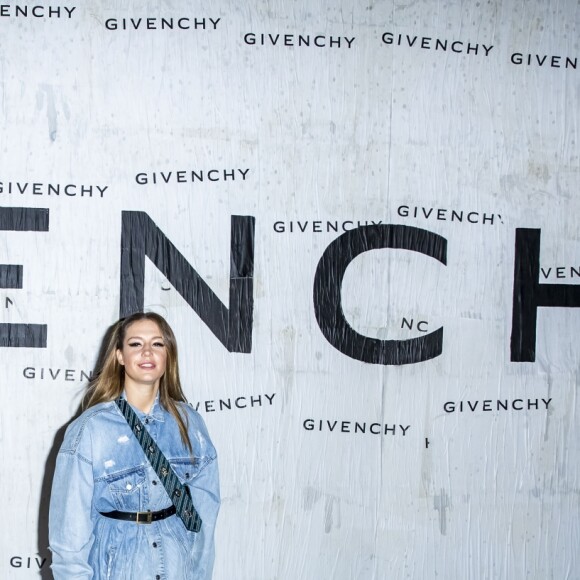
[116, 349, 124, 366]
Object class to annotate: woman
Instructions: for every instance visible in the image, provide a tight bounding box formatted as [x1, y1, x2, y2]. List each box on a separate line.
[49, 312, 220, 579]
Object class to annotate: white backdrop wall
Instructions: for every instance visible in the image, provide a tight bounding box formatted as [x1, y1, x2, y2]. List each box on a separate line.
[1, 1, 579, 578]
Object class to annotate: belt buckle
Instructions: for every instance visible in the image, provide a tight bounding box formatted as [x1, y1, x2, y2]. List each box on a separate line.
[136, 511, 153, 524]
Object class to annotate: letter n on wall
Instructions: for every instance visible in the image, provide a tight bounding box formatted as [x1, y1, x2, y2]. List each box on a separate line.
[120, 211, 255, 353]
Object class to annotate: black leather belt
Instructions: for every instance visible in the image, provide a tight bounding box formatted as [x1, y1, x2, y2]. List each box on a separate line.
[100, 505, 176, 524]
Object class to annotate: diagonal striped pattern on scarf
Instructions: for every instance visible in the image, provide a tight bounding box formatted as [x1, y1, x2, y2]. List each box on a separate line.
[115, 397, 202, 532]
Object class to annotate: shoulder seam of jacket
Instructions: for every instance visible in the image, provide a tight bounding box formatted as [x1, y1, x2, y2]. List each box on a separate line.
[62, 404, 114, 453]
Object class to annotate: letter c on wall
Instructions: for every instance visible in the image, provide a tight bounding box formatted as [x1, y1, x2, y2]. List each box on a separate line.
[313, 224, 447, 365]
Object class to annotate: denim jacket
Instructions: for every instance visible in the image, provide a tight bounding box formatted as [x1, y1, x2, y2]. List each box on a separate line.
[49, 396, 219, 579]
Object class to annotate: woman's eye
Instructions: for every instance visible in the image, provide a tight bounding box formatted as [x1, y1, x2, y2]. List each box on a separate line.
[128, 342, 141, 347]
[153, 342, 165, 348]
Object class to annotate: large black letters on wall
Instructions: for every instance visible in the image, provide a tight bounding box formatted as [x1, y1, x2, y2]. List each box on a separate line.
[511, 228, 580, 362]
[313, 224, 447, 365]
[120, 212, 255, 352]
[0, 207, 49, 348]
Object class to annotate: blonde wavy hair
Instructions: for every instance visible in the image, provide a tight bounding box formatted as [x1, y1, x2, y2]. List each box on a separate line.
[84, 312, 192, 452]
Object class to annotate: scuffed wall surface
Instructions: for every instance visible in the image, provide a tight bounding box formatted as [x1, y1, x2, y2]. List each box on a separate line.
[1, 0, 579, 578]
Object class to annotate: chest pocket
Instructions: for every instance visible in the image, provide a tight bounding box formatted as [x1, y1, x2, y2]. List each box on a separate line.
[169, 458, 203, 484]
[105, 466, 148, 511]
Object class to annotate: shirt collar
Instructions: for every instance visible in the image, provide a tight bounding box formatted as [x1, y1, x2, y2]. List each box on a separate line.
[119, 390, 166, 423]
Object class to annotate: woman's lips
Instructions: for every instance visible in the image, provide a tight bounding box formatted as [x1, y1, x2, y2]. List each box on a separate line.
[138, 362, 156, 369]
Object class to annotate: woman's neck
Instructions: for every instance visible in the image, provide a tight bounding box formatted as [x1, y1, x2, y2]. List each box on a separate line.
[124, 382, 159, 414]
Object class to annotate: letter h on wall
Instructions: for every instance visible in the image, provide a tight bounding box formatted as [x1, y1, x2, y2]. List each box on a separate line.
[0, 207, 48, 347]
[511, 228, 580, 361]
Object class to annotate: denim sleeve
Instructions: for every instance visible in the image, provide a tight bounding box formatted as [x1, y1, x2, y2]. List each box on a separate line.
[49, 422, 95, 579]
[189, 453, 220, 580]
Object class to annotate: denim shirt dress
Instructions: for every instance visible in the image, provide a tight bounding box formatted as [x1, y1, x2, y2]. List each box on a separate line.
[49, 396, 220, 579]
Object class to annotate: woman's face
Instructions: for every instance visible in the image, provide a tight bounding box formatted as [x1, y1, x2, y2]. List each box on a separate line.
[116, 319, 168, 391]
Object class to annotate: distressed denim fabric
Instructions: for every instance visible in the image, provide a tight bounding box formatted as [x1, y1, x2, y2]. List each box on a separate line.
[49, 396, 219, 579]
